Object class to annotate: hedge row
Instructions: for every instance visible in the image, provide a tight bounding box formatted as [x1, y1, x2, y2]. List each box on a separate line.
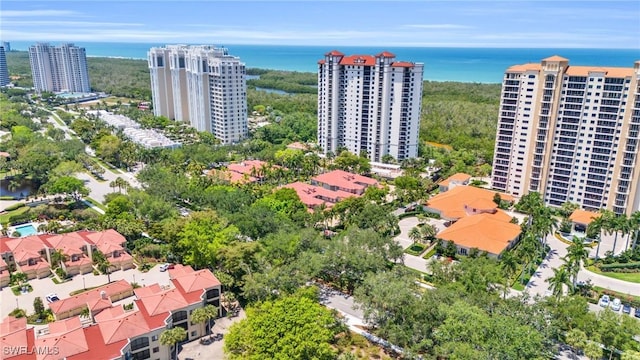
[599, 261, 640, 271]
[4, 203, 26, 211]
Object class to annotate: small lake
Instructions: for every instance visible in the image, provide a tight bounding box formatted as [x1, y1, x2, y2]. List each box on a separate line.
[254, 87, 290, 95]
[0, 178, 35, 199]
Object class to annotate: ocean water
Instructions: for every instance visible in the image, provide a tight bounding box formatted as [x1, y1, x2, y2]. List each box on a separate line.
[8, 41, 640, 83]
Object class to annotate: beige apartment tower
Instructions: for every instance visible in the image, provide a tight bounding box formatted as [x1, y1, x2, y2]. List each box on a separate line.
[491, 56, 640, 215]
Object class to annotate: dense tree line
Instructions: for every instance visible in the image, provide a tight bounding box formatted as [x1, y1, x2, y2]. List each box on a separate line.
[248, 70, 317, 94]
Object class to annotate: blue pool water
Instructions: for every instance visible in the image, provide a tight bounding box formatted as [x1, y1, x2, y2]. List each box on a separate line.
[15, 224, 37, 237]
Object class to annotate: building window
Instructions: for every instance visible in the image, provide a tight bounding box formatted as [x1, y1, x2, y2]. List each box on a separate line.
[152, 347, 159, 353]
[130, 337, 149, 352]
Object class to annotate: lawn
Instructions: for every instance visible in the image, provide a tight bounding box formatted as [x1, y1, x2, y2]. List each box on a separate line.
[93, 158, 124, 174]
[0, 206, 30, 224]
[404, 243, 427, 256]
[85, 197, 107, 211]
[586, 266, 640, 284]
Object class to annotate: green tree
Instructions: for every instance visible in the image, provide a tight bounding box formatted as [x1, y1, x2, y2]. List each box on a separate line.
[584, 341, 603, 360]
[224, 287, 342, 360]
[160, 326, 187, 360]
[50, 249, 66, 270]
[191, 305, 218, 336]
[565, 236, 590, 290]
[565, 328, 588, 354]
[33, 297, 45, 317]
[46, 176, 89, 200]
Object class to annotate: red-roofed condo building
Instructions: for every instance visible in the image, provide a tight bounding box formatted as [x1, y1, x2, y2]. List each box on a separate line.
[491, 57, 640, 215]
[318, 51, 424, 162]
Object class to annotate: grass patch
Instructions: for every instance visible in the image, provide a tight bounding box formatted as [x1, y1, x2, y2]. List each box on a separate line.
[11, 284, 33, 295]
[404, 243, 427, 256]
[586, 266, 640, 284]
[422, 247, 437, 259]
[512, 282, 525, 291]
[93, 157, 124, 174]
[0, 206, 30, 224]
[85, 197, 106, 211]
[0, 196, 17, 200]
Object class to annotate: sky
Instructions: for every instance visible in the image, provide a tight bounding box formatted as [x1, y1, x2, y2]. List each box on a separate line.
[1, 0, 639, 48]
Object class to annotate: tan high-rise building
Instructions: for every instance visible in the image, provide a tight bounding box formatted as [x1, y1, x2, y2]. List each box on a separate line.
[491, 56, 640, 215]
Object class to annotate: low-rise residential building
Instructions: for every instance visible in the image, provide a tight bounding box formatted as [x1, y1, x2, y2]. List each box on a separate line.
[0, 257, 10, 288]
[4, 236, 51, 279]
[438, 172, 472, 192]
[0, 229, 133, 281]
[0, 316, 36, 360]
[311, 170, 378, 196]
[283, 182, 355, 210]
[10, 265, 224, 360]
[208, 160, 279, 184]
[369, 162, 403, 180]
[424, 185, 519, 258]
[49, 280, 134, 320]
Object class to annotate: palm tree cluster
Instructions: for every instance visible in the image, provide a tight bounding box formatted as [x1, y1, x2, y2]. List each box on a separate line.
[408, 224, 437, 246]
[590, 210, 640, 260]
[546, 236, 590, 297]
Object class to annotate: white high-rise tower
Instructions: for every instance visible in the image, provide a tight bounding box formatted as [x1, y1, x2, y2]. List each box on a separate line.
[148, 45, 247, 144]
[28, 43, 90, 93]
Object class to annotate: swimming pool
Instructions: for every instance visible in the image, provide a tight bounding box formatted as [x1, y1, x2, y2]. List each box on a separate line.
[14, 224, 37, 237]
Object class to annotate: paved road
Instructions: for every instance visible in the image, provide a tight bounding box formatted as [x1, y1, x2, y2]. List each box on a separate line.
[178, 309, 246, 360]
[526, 231, 640, 299]
[0, 265, 168, 318]
[43, 107, 141, 204]
[393, 215, 449, 274]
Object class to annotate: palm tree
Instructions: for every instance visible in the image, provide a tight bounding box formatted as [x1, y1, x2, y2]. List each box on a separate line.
[630, 211, 640, 250]
[408, 227, 422, 245]
[419, 223, 438, 244]
[160, 326, 187, 360]
[50, 249, 66, 270]
[620, 215, 634, 251]
[190, 305, 218, 336]
[610, 214, 627, 255]
[589, 214, 606, 260]
[546, 265, 571, 298]
[565, 236, 589, 291]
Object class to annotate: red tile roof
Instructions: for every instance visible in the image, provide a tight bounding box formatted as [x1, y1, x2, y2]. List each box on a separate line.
[325, 50, 344, 56]
[97, 311, 150, 345]
[209, 168, 257, 184]
[376, 51, 396, 58]
[426, 185, 513, 220]
[169, 265, 221, 303]
[283, 182, 355, 208]
[46, 317, 82, 335]
[6, 236, 48, 262]
[85, 229, 126, 247]
[437, 212, 521, 256]
[318, 60, 326, 65]
[543, 55, 569, 62]
[66, 325, 127, 360]
[312, 170, 378, 192]
[439, 172, 472, 188]
[49, 280, 132, 316]
[569, 209, 601, 225]
[339, 55, 376, 66]
[391, 61, 414, 68]
[46, 233, 88, 254]
[0, 237, 11, 253]
[36, 326, 88, 360]
[135, 286, 189, 316]
[1, 317, 36, 360]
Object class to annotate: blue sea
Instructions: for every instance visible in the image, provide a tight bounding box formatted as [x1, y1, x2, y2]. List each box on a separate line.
[8, 41, 640, 83]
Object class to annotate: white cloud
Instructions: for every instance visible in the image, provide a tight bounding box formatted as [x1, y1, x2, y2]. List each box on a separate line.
[1, 10, 80, 17]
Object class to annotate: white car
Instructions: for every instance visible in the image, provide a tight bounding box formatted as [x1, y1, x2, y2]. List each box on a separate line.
[159, 263, 170, 272]
[610, 298, 622, 311]
[599, 295, 610, 307]
[46, 293, 60, 303]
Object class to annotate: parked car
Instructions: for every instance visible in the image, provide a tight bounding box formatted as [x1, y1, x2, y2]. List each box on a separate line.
[159, 263, 170, 272]
[622, 304, 632, 315]
[610, 298, 622, 311]
[635, 308, 640, 318]
[599, 295, 610, 307]
[46, 293, 60, 303]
